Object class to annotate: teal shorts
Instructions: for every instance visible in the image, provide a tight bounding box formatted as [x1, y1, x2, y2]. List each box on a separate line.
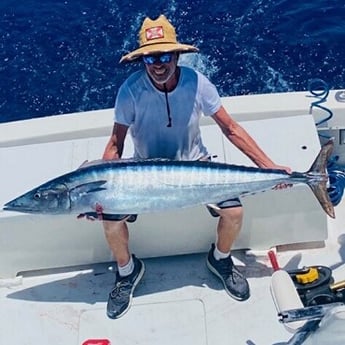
[206, 198, 242, 217]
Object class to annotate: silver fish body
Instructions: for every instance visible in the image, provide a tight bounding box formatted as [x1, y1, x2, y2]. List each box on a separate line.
[3, 141, 335, 218]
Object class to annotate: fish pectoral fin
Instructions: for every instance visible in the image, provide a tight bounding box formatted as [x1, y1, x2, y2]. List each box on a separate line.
[71, 181, 107, 194]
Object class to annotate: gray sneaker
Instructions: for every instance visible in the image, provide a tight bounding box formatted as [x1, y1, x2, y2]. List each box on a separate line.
[207, 244, 250, 301]
[107, 255, 145, 319]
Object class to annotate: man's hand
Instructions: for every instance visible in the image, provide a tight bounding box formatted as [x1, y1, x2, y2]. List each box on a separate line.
[77, 203, 104, 221]
[268, 164, 292, 190]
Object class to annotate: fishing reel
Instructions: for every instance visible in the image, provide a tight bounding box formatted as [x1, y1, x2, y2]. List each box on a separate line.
[288, 265, 345, 306]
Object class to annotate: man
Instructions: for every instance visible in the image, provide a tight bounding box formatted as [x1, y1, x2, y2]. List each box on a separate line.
[101, 15, 291, 319]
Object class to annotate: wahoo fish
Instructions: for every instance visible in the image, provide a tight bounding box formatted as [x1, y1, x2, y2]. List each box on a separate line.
[3, 140, 335, 218]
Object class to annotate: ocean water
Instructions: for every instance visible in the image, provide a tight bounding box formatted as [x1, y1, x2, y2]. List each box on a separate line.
[1, 0, 345, 123]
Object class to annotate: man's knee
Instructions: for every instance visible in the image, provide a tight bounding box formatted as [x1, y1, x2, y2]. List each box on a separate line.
[103, 219, 126, 233]
[217, 206, 243, 221]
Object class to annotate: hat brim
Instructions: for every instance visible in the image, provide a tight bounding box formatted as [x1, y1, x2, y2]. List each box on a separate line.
[120, 43, 199, 63]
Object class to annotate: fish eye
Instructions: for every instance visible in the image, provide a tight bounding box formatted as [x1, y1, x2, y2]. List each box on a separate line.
[33, 192, 41, 200]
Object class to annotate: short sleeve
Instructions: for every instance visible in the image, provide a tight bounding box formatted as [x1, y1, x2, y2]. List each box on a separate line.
[113, 81, 135, 125]
[197, 72, 222, 116]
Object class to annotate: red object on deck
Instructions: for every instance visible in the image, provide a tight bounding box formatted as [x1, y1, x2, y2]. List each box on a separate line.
[82, 339, 111, 345]
[268, 250, 280, 271]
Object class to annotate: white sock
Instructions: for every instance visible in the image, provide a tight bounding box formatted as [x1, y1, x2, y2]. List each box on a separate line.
[118, 256, 134, 277]
[213, 245, 231, 261]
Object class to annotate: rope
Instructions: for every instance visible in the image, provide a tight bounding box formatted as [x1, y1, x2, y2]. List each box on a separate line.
[308, 78, 333, 126]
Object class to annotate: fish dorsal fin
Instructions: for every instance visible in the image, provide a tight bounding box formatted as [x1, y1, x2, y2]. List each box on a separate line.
[78, 160, 89, 169]
[77, 159, 106, 169]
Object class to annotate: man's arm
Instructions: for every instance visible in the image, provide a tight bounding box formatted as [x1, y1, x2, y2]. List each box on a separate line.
[102, 123, 129, 160]
[212, 106, 291, 172]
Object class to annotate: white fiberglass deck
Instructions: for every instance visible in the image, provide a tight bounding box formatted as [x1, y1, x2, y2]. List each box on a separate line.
[1, 199, 345, 345]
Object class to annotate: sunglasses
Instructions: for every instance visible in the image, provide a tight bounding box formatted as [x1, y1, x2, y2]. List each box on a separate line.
[142, 53, 173, 65]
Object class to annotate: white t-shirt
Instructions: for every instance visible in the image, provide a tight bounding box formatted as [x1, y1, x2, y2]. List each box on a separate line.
[114, 66, 222, 160]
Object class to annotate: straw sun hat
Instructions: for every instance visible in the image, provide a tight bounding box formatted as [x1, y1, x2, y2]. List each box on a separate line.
[120, 15, 199, 63]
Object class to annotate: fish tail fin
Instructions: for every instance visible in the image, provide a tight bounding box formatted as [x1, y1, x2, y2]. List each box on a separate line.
[308, 183, 335, 218]
[306, 140, 335, 218]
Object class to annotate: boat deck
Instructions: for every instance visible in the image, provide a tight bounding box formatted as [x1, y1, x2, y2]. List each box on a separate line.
[1, 90, 345, 344]
[1, 200, 345, 345]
